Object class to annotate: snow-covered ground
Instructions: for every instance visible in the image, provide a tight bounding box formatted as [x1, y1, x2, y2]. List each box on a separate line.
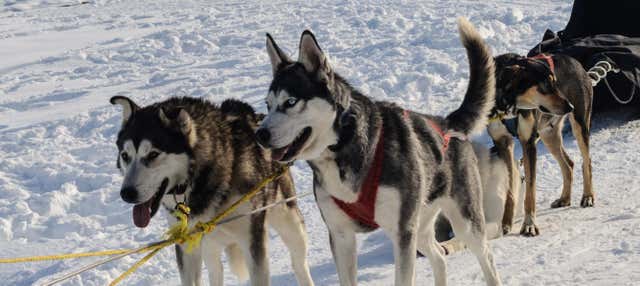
[1, 0, 639, 285]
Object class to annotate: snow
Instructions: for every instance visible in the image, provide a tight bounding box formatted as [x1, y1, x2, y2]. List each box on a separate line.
[1, 0, 638, 285]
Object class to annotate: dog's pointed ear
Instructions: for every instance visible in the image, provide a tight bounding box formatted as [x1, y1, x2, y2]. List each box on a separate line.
[159, 108, 198, 148]
[298, 30, 331, 74]
[110, 96, 139, 126]
[266, 33, 291, 75]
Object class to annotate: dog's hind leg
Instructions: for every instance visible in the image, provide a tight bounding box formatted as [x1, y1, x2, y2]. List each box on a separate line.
[569, 113, 594, 207]
[176, 244, 203, 286]
[441, 201, 502, 286]
[539, 115, 575, 208]
[269, 206, 314, 286]
[417, 205, 447, 286]
[517, 110, 540, 237]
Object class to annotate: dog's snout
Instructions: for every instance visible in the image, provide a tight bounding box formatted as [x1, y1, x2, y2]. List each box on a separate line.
[255, 128, 271, 147]
[120, 187, 138, 203]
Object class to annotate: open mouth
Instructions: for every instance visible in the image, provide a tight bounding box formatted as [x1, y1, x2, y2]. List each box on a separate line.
[539, 105, 551, 113]
[132, 178, 168, 228]
[271, 127, 312, 162]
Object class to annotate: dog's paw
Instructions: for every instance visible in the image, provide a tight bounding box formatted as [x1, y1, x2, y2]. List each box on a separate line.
[520, 223, 540, 237]
[502, 224, 512, 235]
[520, 216, 540, 237]
[580, 195, 595, 207]
[550, 198, 571, 208]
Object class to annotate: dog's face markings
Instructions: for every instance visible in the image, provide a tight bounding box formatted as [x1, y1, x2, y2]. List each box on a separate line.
[258, 31, 339, 163]
[118, 139, 190, 202]
[261, 89, 337, 162]
[502, 64, 573, 115]
[111, 95, 194, 228]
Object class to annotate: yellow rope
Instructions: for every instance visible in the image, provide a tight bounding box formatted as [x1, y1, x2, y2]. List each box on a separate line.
[108, 165, 287, 285]
[0, 249, 131, 263]
[0, 165, 289, 286]
[108, 248, 163, 286]
[165, 165, 288, 254]
[488, 113, 505, 123]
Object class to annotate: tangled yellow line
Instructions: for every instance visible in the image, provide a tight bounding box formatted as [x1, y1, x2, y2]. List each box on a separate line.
[0, 166, 289, 286]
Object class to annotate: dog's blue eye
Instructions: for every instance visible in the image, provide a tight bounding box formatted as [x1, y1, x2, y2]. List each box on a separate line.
[284, 98, 298, 108]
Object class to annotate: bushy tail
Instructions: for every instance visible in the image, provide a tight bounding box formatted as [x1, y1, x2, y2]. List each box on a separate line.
[226, 244, 248, 281]
[445, 18, 495, 136]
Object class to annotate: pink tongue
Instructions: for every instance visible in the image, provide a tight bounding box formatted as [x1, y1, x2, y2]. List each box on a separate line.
[271, 146, 288, 161]
[133, 202, 151, 228]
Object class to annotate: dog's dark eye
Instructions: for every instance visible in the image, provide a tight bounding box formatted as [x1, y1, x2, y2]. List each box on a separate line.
[121, 152, 131, 164]
[538, 81, 554, 94]
[147, 151, 160, 161]
[284, 98, 298, 108]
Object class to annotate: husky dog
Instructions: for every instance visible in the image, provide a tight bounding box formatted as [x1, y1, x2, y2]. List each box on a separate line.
[256, 18, 502, 286]
[110, 96, 314, 286]
[491, 52, 593, 236]
[439, 137, 523, 254]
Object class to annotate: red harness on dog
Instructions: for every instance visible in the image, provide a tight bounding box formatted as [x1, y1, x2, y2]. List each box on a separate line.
[330, 110, 462, 229]
[530, 53, 555, 74]
[331, 127, 384, 229]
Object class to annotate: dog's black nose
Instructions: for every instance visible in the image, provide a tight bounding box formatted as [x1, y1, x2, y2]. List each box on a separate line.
[564, 103, 574, 113]
[255, 128, 271, 147]
[120, 187, 138, 203]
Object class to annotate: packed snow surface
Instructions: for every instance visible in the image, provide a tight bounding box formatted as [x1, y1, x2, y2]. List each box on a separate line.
[1, 0, 639, 285]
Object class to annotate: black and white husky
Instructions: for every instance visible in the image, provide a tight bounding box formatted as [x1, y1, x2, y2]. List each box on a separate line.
[256, 18, 502, 285]
[110, 96, 314, 286]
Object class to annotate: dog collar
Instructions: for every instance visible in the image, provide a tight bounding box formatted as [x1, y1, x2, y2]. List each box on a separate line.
[530, 53, 556, 80]
[167, 183, 189, 195]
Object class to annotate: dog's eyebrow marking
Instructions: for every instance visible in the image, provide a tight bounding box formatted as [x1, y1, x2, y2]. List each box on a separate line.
[138, 140, 152, 157]
[266, 91, 276, 111]
[123, 140, 136, 156]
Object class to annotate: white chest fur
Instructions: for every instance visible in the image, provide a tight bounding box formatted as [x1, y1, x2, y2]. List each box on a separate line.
[310, 151, 359, 203]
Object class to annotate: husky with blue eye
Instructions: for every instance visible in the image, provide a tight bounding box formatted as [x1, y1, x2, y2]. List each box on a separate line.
[110, 96, 314, 286]
[256, 18, 502, 286]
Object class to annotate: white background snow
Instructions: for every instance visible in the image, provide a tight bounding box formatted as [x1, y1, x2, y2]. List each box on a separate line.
[1, 0, 639, 285]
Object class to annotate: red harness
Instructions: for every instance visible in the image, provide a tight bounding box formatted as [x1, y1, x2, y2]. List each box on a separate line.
[331, 127, 384, 229]
[530, 53, 555, 74]
[330, 110, 460, 229]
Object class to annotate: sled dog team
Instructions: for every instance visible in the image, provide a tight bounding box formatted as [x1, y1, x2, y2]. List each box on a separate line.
[112, 17, 594, 286]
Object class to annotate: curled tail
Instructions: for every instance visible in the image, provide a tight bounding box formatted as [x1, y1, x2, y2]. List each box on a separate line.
[445, 17, 496, 136]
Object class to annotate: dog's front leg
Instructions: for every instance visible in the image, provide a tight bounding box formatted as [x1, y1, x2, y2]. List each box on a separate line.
[329, 229, 357, 286]
[176, 244, 203, 286]
[517, 111, 540, 237]
[495, 134, 518, 235]
[200, 237, 224, 286]
[241, 215, 270, 286]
